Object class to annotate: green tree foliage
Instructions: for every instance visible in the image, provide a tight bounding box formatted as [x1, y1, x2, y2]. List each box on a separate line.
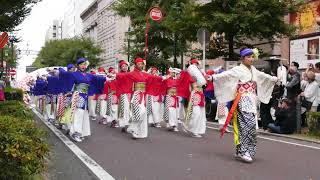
[113, 0, 199, 68]
[0, 0, 42, 32]
[198, 0, 302, 60]
[33, 38, 102, 68]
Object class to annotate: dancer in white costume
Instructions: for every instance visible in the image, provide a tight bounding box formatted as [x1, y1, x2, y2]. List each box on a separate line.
[209, 48, 277, 163]
[184, 59, 207, 138]
[116, 60, 132, 132]
[146, 67, 163, 128]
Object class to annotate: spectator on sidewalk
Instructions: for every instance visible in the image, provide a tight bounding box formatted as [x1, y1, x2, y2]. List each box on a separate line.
[300, 71, 319, 127]
[286, 63, 301, 101]
[306, 62, 320, 112]
[267, 98, 295, 134]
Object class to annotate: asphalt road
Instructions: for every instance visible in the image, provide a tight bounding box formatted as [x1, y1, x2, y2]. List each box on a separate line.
[72, 121, 320, 180]
[34, 114, 99, 180]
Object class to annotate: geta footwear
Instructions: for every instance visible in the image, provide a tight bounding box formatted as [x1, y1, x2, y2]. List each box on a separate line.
[173, 127, 179, 132]
[155, 123, 161, 128]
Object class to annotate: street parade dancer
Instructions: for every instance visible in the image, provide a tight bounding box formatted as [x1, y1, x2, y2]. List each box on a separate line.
[67, 58, 106, 142]
[146, 67, 163, 128]
[88, 69, 98, 121]
[177, 62, 196, 124]
[209, 47, 277, 163]
[33, 75, 47, 114]
[184, 59, 207, 138]
[57, 64, 76, 130]
[116, 60, 132, 132]
[117, 57, 163, 139]
[95, 67, 107, 123]
[56, 64, 76, 123]
[163, 68, 180, 132]
[45, 69, 59, 122]
[106, 67, 119, 128]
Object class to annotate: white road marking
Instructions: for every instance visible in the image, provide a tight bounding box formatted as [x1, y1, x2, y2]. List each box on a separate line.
[32, 109, 115, 180]
[206, 126, 320, 150]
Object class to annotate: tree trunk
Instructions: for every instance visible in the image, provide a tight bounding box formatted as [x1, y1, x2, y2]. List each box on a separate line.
[173, 33, 178, 68]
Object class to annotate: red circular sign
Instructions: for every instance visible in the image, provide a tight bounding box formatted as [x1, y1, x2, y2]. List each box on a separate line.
[10, 69, 16, 76]
[150, 7, 163, 22]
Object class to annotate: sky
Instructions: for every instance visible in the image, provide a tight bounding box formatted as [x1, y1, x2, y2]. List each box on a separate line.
[15, 0, 69, 80]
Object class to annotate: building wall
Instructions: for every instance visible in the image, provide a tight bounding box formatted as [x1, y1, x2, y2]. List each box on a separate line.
[45, 20, 62, 41]
[95, 0, 130, 69]
[62, 0, 94, 39]
[81, 0, 98, 43]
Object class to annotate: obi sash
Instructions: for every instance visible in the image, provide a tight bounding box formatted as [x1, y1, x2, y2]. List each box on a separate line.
[167, 87, 177, 96]
[74, 83, 89, 94]
[134, 82, 146, 92]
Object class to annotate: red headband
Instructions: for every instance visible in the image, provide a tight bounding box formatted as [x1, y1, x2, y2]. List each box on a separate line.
[108, 67, 114, 73]
[135, 57, 144, 64]
[119, 61, 128, 67]
[98, 67, 105, 72]
[191, 59, 199, 65]
[206, 69, 214, 75]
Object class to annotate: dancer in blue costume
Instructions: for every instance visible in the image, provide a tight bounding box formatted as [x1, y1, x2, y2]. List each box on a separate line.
[45, 70, 60, 122]
[67, 58, 106, 142]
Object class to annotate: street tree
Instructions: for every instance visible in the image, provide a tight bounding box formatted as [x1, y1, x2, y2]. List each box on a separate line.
[33, 38, 102, 68]
[0, 0, 42, 32]
[197, 0, 303, 60]
[113, 0, 199, 69]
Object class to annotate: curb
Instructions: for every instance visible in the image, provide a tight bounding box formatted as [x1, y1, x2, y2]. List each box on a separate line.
[206, 122, 320, 145]
[31, 107, 115, 180]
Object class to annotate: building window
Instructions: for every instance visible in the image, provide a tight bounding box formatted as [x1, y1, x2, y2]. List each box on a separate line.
[53, 25, 56, 30]
[53, 33, 56, 37]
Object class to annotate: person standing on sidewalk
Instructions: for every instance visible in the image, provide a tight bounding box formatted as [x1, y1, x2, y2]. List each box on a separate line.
[208, 47, 278, 163]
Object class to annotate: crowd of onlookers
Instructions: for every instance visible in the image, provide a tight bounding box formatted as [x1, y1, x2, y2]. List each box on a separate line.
[204, 61, 320, 135]
[258, 61, 320, 134]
